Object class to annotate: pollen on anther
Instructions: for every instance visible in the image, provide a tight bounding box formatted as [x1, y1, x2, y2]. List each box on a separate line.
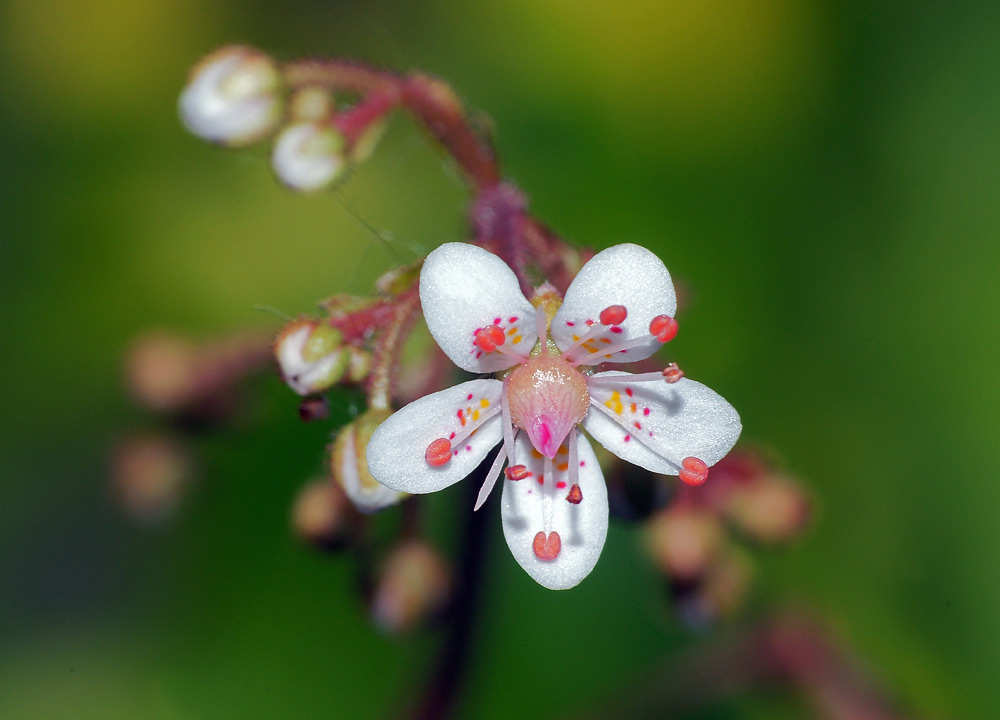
[425, 438, 452, 467]
[505, 465, 530, 481]
[474, 324, 506, 353]
[679, 456, 709, 487]
[663, 362, 684, 383]
[599, 305, 627, 326]
[533, 531, 561, 561]
[649, 315, 679, 343]
[566, 484, 583, 504]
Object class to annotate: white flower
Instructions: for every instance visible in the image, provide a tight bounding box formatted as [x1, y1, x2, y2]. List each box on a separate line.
[366, 243, 741, 589]
[179, 46, 283, 147]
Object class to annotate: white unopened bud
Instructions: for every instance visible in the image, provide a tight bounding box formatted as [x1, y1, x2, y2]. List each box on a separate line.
[331, 408, 404, 512]
[272, 122, 346, 191]
[274, 319, 348, 396]
[179, 46, 283, 147]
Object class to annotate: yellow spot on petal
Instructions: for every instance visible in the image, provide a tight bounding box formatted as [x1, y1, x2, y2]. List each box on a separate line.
[472, 410, 480, 421]
[513, 336, 522, 344]
[480, 398, 490, 408]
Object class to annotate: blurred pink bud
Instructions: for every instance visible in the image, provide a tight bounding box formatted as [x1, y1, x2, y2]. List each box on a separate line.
[111, 435, 195, 525]
[371, 541, 451, 634]
[179, 46, 283, 147]
[725, 476, 811, 544]
[291, 479, 351, 549]
[125, 332, 199, 412]
[644, 505, 725, 581]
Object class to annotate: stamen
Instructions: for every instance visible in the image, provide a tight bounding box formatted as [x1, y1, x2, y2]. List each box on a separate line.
[532, 530, 561, 561]
[571, 335, 655, 366]
[500, 381, 517, 465]
[505, 464, 530, 481]
[534, 304, 549, 355]
[566, 484, 583, 504]
[567, 429, 580, 502]
[474, 447, 509, 511]
[649, 315, 678, 343]
[662, 362, 684, 383]
[562, 321, 610, 360]
[425, 438, 452, 467]
[679, 456, 708, 487]
[599, 305, 627, 326]
[474, 324, 506, 352]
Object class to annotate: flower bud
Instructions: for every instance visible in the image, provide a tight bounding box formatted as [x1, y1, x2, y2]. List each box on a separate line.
[179, 46, 283, 147]
[371, 541, 451, 634]
[271, 122, 346, 191]
[288, 87, 335, 123]
[274, 319, 349, 396]
[291, 478, 351, 549]
[724, 476, 811, 544]
[331, 408, 404, 512]
[125, 332, 199, 412]
[345, 346, 372, 384]
[677, 549, 754, 627]
[644, 505, 725, 581]
[111, 435, 195, 525]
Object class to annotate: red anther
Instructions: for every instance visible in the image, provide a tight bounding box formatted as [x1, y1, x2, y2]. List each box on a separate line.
[679, 456, 708, 487]
[566, 483, 583, 504]
[649, 315, 678, 343]
[662, 362, 684, 383]
[599, 305, 627, 326]
[425, 438, 453, 467]
[505, 464, 530, 481]
[474, 324, 506, 353]
[532, 530, 561, 561]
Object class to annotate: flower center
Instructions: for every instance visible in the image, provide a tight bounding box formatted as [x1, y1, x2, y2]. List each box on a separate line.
[505, 353, 589, 458]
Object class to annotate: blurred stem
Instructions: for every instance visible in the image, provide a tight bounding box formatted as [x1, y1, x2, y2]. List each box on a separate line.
[282, 61, 500, 190]
[405, 465, 491, 720]
[578, 613, 912, 720]
[367, 286, 419, 411]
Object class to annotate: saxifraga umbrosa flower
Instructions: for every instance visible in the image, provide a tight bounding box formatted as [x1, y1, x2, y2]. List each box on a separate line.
[367, 242, 740, 589]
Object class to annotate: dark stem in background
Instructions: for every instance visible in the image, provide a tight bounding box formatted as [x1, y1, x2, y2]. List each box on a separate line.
[404, 465, 491, 720]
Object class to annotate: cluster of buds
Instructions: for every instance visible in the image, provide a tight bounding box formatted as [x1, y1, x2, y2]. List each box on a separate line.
[643, 448, 811, 625]
[179, 46, 394, 192]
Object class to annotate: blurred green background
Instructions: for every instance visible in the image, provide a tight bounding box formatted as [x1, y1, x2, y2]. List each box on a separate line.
[2, 0, 998, 718]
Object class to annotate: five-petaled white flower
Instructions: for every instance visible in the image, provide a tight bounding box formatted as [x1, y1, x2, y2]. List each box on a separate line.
[367, 243, 741, 589]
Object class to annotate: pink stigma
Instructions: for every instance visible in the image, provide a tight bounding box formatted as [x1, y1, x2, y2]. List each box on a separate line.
[530, 417, 557, 458]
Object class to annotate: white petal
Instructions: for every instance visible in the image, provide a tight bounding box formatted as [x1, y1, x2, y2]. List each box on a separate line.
[584, 372, 741, 473]
[500, 433, 609, 590]
[420, 243, 537, 373]
[366, 380, 504, 494]
[552, 244, 677, 364]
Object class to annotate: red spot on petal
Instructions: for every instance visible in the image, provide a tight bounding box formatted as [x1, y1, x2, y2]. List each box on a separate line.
[467, 393, 474, 400]
[625, 387, 633, 397]
[556, 481, 566, 489]
[679, 456, 709, 487]
[566, 321, 575, 327]
[566, 483, 583, 504]
[643, 407, 651, 416]
[649, 315, 678, 343]
[449, 432, 456, 439]
[533, 531, 561, 561]
[634, 421, 642, 430]
[537, 474, 545, 485]
[579, 461, 585, 467]
[599, 305, 627, 326]
[509, 316, 518, 323]
[610, 326, 623, 334]
[624, 434, 631, 442]
[425, 438, 452, 467]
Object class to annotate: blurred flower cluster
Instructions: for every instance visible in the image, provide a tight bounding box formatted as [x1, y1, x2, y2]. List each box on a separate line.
[119, 45, 811, 633]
